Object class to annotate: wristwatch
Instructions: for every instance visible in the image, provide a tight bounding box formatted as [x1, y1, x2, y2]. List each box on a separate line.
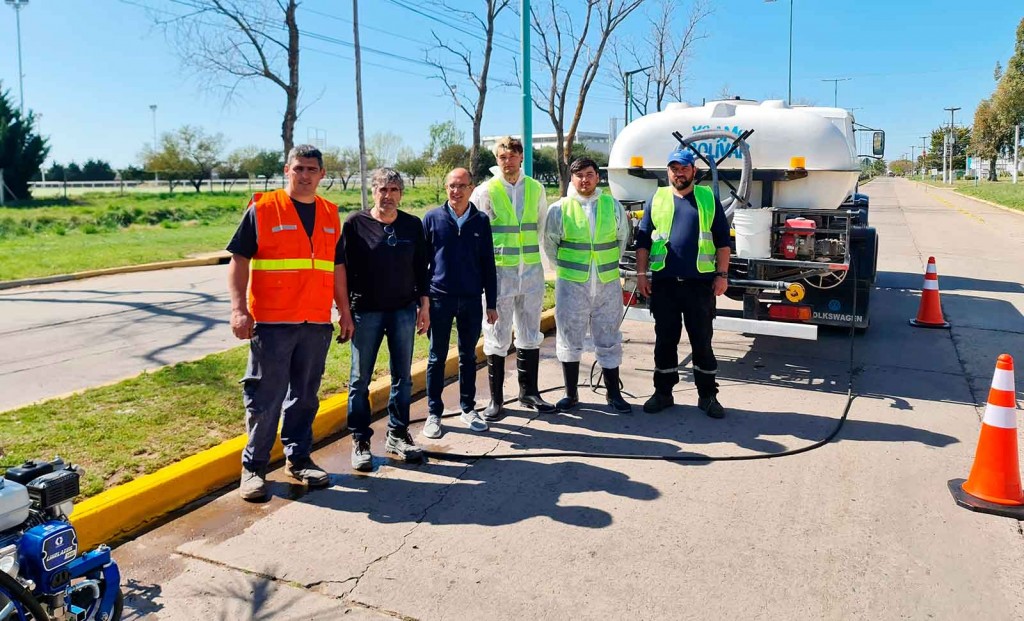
[714, 271, 729, 278]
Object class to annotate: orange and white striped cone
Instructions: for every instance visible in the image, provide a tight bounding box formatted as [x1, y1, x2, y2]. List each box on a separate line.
[909, 256, 950, 328]
[948, 354, 1024, 519]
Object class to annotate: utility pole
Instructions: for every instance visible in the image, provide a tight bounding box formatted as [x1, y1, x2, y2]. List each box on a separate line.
[821, 77, 851, 107]
[150, 104, 158, 183]
[1014, 123, 1020, 185]
[352, 0, 368, 210]
[920, 136, 928, 178]
[944, 106, 960, 184]
[624, 66, 652, 124]
[521, 0, 532, 176]
[6, 0, 28, 116]
[910, 146, 916, 178]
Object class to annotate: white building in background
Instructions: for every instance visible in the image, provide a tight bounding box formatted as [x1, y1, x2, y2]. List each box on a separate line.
[481, 132, 611, 156]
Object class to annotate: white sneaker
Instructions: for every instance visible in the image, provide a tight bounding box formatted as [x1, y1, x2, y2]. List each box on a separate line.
[459, 409, 489, 432]
[422, 415, 443, 439]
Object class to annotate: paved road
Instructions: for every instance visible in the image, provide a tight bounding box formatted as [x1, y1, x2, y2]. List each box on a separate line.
[102, 179, 1024, 618]
[0, 265, 235, 412]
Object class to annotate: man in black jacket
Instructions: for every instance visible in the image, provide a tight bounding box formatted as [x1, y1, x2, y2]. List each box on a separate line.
[421, 168, 498, 438]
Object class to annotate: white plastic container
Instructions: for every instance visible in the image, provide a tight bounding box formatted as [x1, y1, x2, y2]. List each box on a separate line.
[733, 208, 773, 258]
[607, 99, 860, 210]
[0, 479, 30, 532]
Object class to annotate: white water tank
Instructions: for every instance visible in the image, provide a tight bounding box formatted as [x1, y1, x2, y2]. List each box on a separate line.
[608, 99, 860, 210]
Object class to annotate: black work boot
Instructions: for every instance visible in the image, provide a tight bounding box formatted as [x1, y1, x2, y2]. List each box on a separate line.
[481, 354, 506, 422]
[603, 367, 632, 413]
[556, 361, 580, 412]
[642, 392, 674, 413]
[517, 348, 556, 413]
[697, 394, 726, 419]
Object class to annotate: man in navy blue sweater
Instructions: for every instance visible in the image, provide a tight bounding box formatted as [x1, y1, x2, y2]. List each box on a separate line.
[421, 168, 499, 438]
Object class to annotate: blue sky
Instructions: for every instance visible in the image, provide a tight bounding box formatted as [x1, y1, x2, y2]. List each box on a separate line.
[0, 0, 1019, 168]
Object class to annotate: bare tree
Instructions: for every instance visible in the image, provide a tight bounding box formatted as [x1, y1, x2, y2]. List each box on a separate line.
[530, 0, 647, 192]
[155, 0, 301, 158]
[607, 0, 711, 114]
[425, 0, 512, 181]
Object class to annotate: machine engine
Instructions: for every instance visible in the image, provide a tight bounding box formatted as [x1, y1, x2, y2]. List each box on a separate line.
[776, 215, 846, 262]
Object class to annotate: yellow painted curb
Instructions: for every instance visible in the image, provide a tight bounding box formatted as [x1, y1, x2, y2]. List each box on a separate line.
[71, 307, 557, 549]
[0, 253, 231, 291]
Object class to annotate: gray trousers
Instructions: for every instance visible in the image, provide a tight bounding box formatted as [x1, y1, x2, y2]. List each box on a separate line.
[241, 322, 333, 471]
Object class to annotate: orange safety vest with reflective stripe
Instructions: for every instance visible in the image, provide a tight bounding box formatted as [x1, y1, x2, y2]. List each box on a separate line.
[248, 189, 340, 324]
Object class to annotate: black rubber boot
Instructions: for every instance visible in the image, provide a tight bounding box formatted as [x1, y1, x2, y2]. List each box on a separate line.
[603, 367, 632, 413]
[517, 348, 556, 413]
[481, 354, 506, 422]
[556, 361, 580, 412]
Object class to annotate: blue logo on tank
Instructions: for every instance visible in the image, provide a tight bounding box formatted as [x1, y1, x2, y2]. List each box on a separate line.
[828, 299, 841, 312]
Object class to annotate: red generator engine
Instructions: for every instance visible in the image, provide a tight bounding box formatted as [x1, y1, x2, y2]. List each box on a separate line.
[779, 217, 816, 259]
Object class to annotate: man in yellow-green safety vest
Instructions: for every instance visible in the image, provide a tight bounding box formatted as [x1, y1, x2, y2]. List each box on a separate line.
[542, 157, 631, 413]
[469, 136, 556, 420]
[634, 148, 732, 418]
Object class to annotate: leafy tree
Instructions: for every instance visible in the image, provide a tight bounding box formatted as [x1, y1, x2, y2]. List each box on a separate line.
[436, 144, 470, 169]
[533, 147, 559, 184]
[426, 121, 464, 161]
[472, 148, 496, 182]
[395, 150, 429, 187]
[45, 161, 65, 181]
[81, 159, 116, 181]
[119, 165, 148, 182]
[973, 98, 1009, 181]
[322, 146, 368, 191]
[222, 146, 282, 179]
[428, 160, 450, 204]
[926, 126, 971, 173]
[889, 158, 912, 176]
[0, 85, 48, 200]
[142, 125, 226, 193]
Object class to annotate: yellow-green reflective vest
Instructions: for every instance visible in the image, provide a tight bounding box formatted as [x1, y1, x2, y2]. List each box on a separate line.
[556, 193, 621, 284]
[649, 185, 717, 273]
[489, 177, 542, 267]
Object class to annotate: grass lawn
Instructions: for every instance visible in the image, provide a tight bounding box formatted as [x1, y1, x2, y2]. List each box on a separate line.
[914, 177, 1024, 212]
[0, 184, 566, 281]
[0, 283, 556, 498]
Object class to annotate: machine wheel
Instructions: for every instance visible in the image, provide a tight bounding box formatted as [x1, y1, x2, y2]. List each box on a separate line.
[0, 570, 49, 621]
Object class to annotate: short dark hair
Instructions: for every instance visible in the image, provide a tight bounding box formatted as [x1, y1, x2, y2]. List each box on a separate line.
[287, 144, 323, 169]
[569, 157, 599, 176]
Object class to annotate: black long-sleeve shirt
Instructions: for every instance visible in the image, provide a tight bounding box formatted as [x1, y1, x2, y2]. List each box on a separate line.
[339, 210, 429, 312]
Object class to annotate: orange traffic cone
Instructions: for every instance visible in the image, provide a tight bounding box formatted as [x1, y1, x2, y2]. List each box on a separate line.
[948, 354, 1024, 519]
[909, 256, 950, 329]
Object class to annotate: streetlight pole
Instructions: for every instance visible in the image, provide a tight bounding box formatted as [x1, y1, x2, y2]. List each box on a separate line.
[821, 77, 851, 107]
[624, 66, 652, 124]
[943, 106, 960, 184]
[522, 0, 532, 176]
[910, 146, 916, 178]
[150, 104, 158, 183]
[764, 0, 793, 105]
[6, 0, 28, 117]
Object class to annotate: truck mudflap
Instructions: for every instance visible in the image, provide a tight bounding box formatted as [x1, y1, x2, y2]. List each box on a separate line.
[623, 305, 819, 340]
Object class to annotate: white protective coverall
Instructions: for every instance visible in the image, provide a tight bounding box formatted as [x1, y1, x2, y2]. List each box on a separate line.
[470, 166, 548, 356]
[542, 187, 629, 369]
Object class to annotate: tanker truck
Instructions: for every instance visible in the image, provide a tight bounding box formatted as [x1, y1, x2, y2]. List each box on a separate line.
[608, 98, 885, 339]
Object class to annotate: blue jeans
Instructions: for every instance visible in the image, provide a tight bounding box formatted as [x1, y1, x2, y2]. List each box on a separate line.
[241, 322, 333, 471]
[426, 295, 483, 416]
[347, 303, 417, 441]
